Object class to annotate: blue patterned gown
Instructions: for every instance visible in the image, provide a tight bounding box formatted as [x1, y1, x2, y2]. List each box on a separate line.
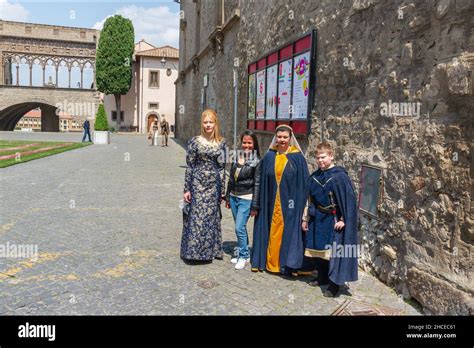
[181, 136, 226, 261]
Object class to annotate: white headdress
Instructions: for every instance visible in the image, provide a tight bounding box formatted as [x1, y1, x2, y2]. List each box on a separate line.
[268, 124, 302, 153]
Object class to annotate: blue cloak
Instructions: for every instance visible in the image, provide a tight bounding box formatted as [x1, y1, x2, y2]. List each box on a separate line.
[251, 149, 309, 273]
[306, 166, 358, 285]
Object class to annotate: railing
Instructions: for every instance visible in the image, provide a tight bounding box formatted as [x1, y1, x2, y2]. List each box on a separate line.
[0, 84, 97, 92]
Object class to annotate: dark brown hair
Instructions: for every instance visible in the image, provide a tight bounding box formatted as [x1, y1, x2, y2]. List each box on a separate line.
[240, 130, 260, 157]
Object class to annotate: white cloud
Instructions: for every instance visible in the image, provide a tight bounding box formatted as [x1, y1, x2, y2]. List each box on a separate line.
[93, 5, 179, 48]
[0, 0, 29, 22]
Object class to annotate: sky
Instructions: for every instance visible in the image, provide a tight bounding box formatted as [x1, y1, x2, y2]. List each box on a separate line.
[0, 0, 181, 48]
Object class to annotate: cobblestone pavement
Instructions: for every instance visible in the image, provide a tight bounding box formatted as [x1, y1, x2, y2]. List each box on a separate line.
[0, 132, 420, 315]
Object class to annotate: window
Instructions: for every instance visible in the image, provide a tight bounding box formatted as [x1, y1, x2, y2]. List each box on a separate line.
[111, 111, 124, 121]
[149, 70, 160, 88]
[148, 102, 159, 109]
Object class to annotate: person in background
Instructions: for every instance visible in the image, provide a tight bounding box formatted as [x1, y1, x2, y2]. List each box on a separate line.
[82, 118, 92, 142]
[160, 117, 170, 147]
[148, 121, 159, 146]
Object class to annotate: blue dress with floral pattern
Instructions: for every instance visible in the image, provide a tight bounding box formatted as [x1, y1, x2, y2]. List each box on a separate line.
[181, 136, 226, 261]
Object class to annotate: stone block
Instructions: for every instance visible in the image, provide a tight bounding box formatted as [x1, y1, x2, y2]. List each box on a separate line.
[381, 245, 397, 261]
[446, 55, 472, 95]
[407, 267, 473, 315]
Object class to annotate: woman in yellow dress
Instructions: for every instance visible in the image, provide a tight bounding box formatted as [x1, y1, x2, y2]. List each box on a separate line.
[250, 125, 309, 276]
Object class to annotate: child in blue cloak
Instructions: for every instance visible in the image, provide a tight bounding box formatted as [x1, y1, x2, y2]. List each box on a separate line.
[302, 142, 358, 297]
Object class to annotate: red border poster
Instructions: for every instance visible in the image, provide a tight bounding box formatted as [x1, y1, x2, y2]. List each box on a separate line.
[247, 73, 256, 119]
[292, 52, 310, 119]
[277, 59, 292, 119]
[256, 69, 266, 119]
[265, 64, 278, 120]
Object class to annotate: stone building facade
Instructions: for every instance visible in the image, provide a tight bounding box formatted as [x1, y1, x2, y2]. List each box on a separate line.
[1, 20, 98, 89]
[103, 40, 179, 133]
[0, 20, 100, 131]
[175, 0, 473, 315]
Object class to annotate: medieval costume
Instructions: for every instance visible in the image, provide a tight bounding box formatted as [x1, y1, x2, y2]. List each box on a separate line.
[180, 136, 226, 261]
[250, 127, 309, 274]
[303, 166, 358, 296]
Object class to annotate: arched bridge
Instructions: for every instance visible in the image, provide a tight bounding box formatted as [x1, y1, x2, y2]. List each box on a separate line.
[0, 85, 100, 131]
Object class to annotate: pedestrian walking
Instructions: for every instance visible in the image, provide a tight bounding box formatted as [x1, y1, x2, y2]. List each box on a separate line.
[82, 119, 92, 142]
[160, 117, 170, 147]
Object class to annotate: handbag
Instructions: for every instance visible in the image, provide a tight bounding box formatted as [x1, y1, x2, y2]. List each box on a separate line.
[182, 200, 191, 215]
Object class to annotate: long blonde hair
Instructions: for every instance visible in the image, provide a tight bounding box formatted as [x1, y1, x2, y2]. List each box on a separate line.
[200, 109, 223, 142]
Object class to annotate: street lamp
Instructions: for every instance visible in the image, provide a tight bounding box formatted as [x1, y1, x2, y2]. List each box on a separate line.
[160, 57, 177, 76]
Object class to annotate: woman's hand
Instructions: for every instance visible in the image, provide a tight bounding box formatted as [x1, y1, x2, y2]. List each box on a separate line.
[334, 220, 345, 231]
[302, 221, 308, 232]
[250, 210, 258, 217]
[183, 191, 191, 203]
[225, 201, 230, 209]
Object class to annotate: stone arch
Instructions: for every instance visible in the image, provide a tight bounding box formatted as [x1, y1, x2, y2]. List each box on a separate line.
[146, 112, 159, 133]
[82, 61, 94, 89]
[57, 59, 69, 88]
[31, 57, 43, 87]
[0, 102, 59, 132]
[44, 58, 56, 86]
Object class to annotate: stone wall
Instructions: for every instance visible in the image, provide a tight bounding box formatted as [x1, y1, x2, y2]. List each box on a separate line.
[176, 0, 473, 315]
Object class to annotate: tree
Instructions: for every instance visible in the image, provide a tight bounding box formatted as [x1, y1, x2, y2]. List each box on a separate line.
[94, 103, 109, 131]
[95, 15, 134, 130]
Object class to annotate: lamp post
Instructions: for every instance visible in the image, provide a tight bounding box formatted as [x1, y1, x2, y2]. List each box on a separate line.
[160, 57, 177, 76]
[233, 69, 238, 154]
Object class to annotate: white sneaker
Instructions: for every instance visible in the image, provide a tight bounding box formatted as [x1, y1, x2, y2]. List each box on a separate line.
[231, 257, 238, 264]
[235, 258, 249, 270]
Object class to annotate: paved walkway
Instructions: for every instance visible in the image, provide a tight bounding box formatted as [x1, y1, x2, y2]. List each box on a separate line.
[0, 131, 419, 315]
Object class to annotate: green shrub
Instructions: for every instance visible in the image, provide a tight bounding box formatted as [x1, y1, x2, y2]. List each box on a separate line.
[94, 104, 109, 131]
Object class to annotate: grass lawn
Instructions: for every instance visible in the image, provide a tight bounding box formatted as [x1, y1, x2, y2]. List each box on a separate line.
[0, 140, 92, 168]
